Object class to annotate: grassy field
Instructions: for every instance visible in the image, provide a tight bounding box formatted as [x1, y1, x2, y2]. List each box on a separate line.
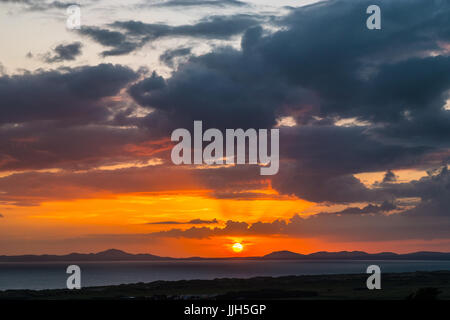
[1, 270, 449, 300]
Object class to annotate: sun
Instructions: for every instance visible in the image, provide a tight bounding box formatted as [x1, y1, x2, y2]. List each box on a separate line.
[232, 242, 243, 253]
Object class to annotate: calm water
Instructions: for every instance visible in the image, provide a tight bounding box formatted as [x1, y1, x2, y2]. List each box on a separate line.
[1, 259, 450, 290]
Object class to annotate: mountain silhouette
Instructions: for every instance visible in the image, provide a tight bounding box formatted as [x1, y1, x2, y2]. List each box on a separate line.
[0, 249, 171, 262]
[263, 250, 306, 259]
[2, 249, 450, 262]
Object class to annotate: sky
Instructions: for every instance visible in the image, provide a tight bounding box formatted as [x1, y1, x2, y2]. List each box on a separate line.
[0, 0, 449, 257]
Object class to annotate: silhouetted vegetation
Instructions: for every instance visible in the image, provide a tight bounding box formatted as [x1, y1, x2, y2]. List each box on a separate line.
[406, 287, 442, 300]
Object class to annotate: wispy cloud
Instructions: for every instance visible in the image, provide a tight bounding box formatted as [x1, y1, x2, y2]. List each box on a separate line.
[143, 0, 248, 8]
[78, 14, 264, 56]
[147, 218, 218, 224]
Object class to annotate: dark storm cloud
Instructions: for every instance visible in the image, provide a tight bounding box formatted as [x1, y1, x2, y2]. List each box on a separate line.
[159, 47, 192, 67]
[0, 63, 145, 174]
[0, 123, 153, 172]
[79, 15, 264, 56]
[44, 42, 83, 63]
[381, 166, 450, 217]
[126, 0, 449, 208]
[127, 0, 450, 135]
[130, 0, 450, 136]
[260, 0, 450, 140]
[273, 167, 382, 204]
[327, 201, 397, 215]
[279, 126, 428, 176]
[129, 42, 307, 131]
[0, 63, 137, 124]
[269, 125, 430, 203]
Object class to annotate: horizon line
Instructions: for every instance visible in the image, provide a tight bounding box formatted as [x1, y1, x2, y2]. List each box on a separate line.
[2, 248, 450, 259]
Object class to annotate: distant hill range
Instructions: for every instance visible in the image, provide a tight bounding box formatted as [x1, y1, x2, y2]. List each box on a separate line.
[1, 248, 450, 262]
[262, 250, 450, 260]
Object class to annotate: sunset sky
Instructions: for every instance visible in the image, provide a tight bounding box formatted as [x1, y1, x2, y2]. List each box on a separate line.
[0, 0, 449, 257]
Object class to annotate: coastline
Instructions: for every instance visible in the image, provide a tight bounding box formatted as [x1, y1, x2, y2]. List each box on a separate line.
[1, 270, 449, 300]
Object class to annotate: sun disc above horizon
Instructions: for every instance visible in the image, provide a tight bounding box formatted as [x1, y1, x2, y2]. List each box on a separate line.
[232, 242, 243, 253]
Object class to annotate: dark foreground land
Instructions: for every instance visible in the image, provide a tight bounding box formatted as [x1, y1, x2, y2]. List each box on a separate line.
[1, 271, 449, 300]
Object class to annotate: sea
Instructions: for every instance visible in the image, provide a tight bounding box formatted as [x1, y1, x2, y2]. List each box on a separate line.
[1, 259, 450, 290]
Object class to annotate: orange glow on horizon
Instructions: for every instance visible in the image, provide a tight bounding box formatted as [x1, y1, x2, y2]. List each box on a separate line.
[0, 187, 314, 255]
[2, 175, 448, 256]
